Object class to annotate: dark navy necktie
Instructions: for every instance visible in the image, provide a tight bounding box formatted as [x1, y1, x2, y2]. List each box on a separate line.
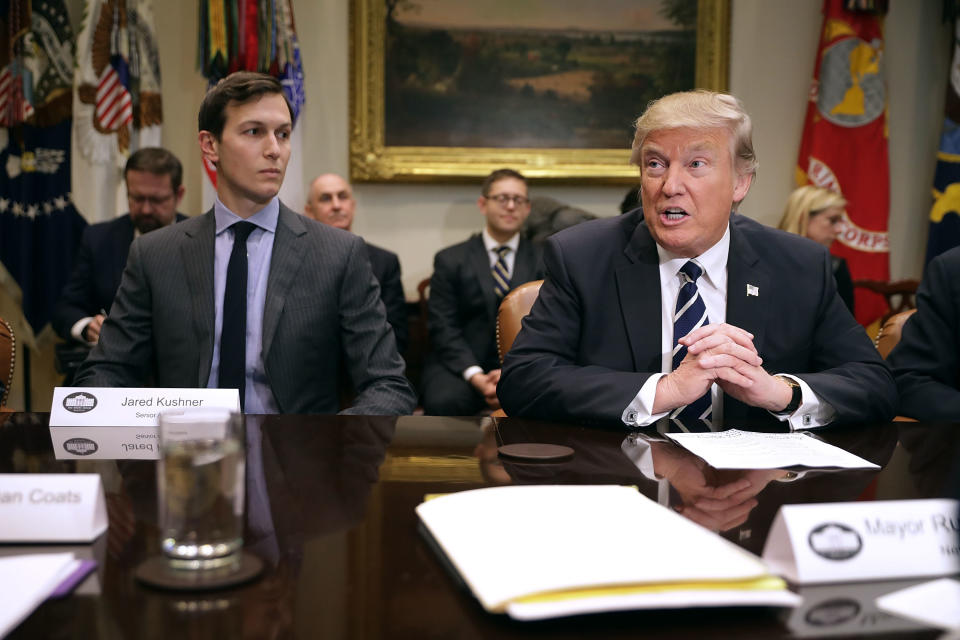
[670, 261, 712, 430]
[218, 221, 257, 411]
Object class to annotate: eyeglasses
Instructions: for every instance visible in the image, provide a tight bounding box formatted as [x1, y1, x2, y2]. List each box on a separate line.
[487, 193, 529, 206]
[128, 193, 175, 206]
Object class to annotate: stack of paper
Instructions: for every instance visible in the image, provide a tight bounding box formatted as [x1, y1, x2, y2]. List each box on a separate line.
[665, 429, 879, 470]
[416, 485, 799, 620]
[0, 553, 83, 637]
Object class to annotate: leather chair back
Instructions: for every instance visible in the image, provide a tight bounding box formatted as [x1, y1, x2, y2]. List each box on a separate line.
[875, 308, 917, 359]
[496, 280, 543, 364]
[0, 317, 14, 408]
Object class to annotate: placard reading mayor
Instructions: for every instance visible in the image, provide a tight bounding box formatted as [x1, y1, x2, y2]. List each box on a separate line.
[50, 387, 240, 426]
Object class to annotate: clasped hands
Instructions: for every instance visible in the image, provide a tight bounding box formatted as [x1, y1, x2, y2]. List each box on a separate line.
[470, 368, 501, 409]
[654, 323, 794, 414]
[651, 441, 787, 532]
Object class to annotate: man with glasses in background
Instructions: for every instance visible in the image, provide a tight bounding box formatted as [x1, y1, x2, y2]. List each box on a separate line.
[53, 147, 186, 344]
[422, 168, 542, 415]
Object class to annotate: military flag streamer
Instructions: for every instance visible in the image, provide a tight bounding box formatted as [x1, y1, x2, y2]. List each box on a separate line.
[925, 16, 960, 263]
[795, 0, 890, 325]
[198, 0, 305, 211]
[0, 0, 87, 333]
[72, 0, 163, 224]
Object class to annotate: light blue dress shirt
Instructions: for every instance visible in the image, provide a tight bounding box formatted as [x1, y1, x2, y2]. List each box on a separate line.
[205, 198, 280, 414]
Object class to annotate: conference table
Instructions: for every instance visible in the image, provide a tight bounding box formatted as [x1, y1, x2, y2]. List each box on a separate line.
[1, 411, 957, 638]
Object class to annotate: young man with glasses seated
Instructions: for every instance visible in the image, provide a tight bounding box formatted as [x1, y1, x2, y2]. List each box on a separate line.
[422, 168, 543, 415]
[52, 147, 187, 344]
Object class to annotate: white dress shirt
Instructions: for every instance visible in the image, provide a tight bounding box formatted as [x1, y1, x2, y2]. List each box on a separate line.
[620, 224, 835, 431]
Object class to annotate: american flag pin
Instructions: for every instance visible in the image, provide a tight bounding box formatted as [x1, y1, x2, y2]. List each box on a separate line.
[747, 284, 759, 297]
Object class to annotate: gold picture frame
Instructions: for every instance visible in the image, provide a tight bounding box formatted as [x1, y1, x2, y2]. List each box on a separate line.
[350, 0, 730, 184]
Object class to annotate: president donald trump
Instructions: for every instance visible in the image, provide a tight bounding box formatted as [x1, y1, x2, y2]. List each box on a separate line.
[498, 90, 895, 429]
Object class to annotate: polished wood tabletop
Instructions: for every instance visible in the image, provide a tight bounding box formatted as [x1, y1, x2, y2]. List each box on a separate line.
[1, 412, 957, 639]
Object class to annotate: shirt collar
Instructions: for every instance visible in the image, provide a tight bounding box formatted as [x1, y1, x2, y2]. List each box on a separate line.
[214, 197, 280, 235]
[655, 222, 730, 290]
[482, 227, 520, 253]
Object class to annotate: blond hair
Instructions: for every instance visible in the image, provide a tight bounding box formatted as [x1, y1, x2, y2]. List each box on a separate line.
[778, 185, 847, 236]
[629, 90, 758, 178]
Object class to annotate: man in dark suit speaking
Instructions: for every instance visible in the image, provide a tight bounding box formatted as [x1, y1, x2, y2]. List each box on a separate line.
[304, 172, 408, 353]
[75, 72, 415, 415]
[52, 147, 186, 344]
[499, 90, 895, 429]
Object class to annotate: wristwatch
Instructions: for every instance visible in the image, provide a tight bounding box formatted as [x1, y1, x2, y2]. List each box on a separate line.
[773, 375, 802, 415]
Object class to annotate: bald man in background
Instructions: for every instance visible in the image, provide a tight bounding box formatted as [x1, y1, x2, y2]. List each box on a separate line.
[305, 174, 408, 353]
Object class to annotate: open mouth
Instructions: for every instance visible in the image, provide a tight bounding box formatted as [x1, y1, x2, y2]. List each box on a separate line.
[661, 207, 689, 222]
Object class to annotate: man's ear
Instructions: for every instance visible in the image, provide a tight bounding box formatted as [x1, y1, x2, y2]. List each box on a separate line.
[733, 172, 753, 203]
[198, 130, 219, 166]
[477, 195, 487, 213]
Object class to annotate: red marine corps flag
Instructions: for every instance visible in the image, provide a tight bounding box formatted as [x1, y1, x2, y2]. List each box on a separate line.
[796, 0, 889, 326]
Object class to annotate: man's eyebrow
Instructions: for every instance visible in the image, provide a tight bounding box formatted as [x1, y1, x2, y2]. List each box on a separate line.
[236, 119, 292, 129]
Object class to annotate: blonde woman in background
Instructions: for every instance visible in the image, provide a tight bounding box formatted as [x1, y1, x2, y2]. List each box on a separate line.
[778, 185, 855, 313]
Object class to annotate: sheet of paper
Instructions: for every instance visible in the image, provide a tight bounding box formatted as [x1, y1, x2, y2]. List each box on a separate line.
[417, 485, 791, 617]
[875, 578, 960, 630]
[0, 553, 77, 637]
[665, 429, 879, 470]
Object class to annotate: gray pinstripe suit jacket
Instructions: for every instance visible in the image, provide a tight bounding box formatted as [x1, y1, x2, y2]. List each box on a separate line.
[74, 204, 416, 415]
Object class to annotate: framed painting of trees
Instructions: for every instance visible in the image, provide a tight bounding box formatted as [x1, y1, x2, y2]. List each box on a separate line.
[350, 0, 730, 183]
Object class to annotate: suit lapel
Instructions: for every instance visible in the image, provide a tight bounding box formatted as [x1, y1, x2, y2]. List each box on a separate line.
[181, 210, 217, 385]
[726, 217, 770, 355]
[467, 235, 499, 318]
[513, 237, 537, 285]
[110, 217, 135, 296]
[616, 221, 662, 372]
[262, 205, 307, 360]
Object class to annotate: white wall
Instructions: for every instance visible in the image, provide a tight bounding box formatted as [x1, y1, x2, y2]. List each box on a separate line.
[158, 0, 950, 296]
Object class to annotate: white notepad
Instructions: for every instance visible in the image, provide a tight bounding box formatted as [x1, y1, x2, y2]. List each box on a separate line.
[0, 553, 78, 637]
[416, 484, 799, 620]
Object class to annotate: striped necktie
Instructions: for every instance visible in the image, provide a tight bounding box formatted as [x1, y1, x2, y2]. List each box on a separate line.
[492, 245, 511, 298]
[670, 261, 712, 430]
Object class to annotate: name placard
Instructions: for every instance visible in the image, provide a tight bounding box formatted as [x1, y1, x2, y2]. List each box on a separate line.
[786, 579, 934, 637]
[50, 387, 240, 426]
[762, 499, 960, 584]
[0, 474, 107, 542]
[49, 425, 160, 460]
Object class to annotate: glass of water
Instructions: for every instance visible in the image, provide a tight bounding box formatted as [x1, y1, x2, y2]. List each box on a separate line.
[157, 410, 245, 571]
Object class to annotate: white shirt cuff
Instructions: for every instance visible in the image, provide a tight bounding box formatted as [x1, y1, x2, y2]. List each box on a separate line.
[768, 374, 836, 430]
[70, 317, 95, 343]
[462, 366, 484, 382]
[621, 373, 671, 427]
[620, 435, 657, 479]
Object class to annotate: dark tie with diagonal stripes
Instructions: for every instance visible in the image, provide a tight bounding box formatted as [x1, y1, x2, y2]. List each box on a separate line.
[218, 221, 257, 411]
[670, 260, 712, 430]
[492, 245, 511, 298]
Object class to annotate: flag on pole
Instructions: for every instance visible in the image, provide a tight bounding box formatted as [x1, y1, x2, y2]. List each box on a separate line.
[0, 0, 87, 333]
[795, 0, 890, 326]
[72, 0, 163, 224]
[926, 16, 960, 263]
[198, 0, 305, 212]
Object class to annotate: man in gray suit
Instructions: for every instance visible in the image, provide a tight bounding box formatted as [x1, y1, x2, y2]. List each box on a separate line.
[75, 72, 415, 415]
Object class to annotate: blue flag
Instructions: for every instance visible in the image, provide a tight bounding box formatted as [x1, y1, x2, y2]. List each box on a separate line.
[0, 120, 87, 332]
[926, 18, 960, 263]
[0, 0, 86, 332]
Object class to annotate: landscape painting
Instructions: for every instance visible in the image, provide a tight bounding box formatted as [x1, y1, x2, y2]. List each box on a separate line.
[350, 0, 729, 182]
[385, 0, 698, 149]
